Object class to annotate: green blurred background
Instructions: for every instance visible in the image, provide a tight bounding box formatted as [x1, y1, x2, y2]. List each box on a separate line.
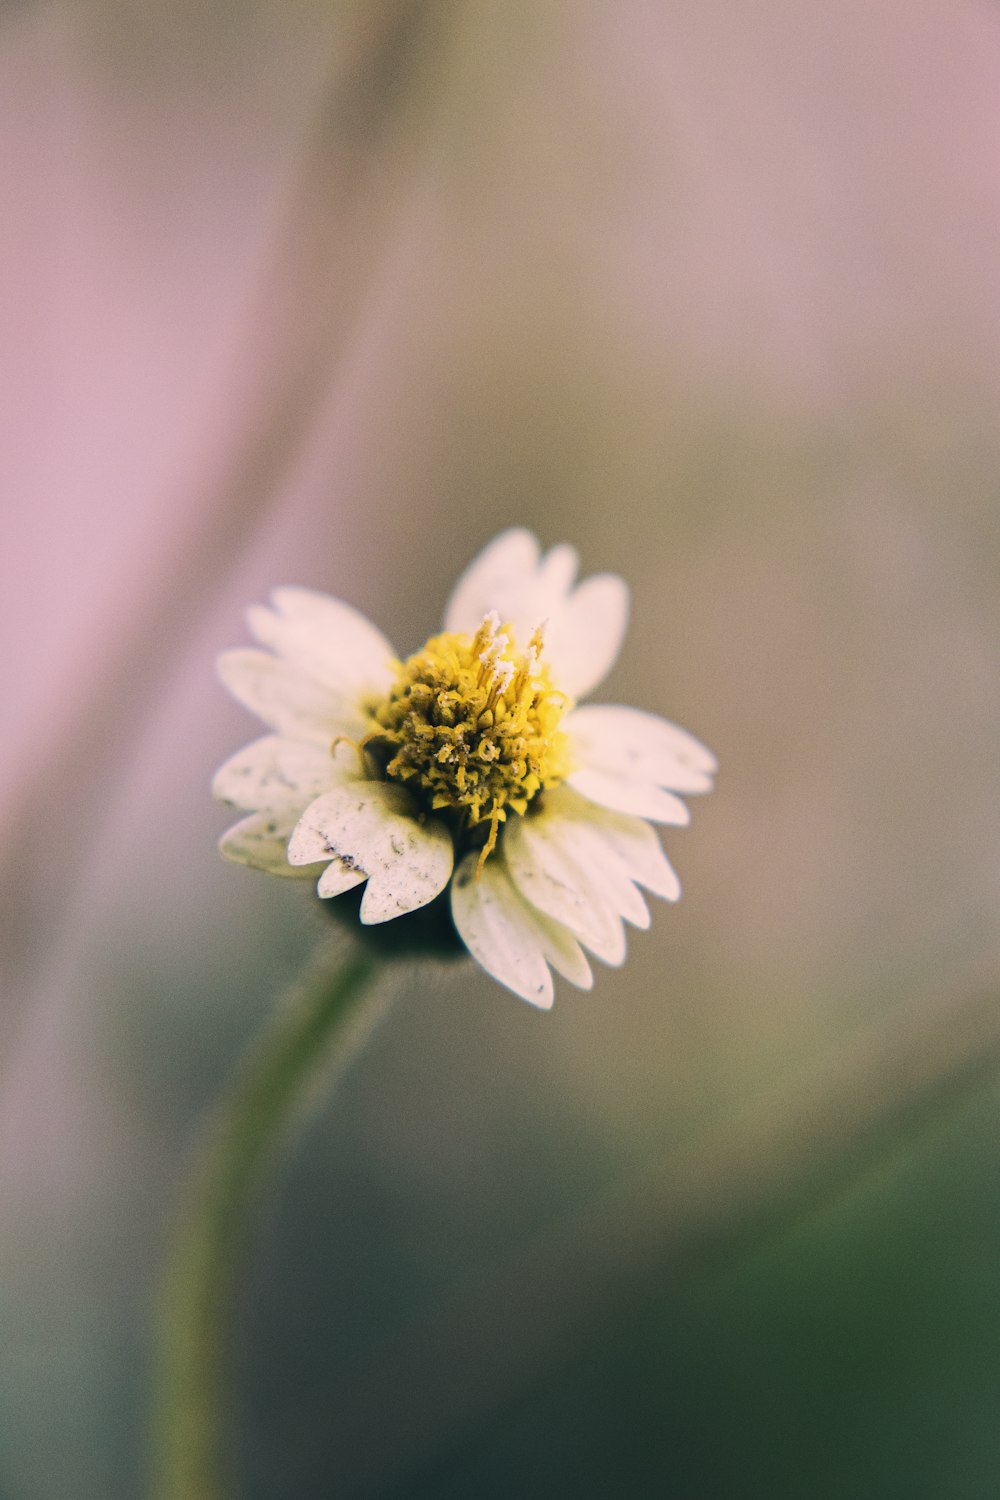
[2, 2, 999, 1496]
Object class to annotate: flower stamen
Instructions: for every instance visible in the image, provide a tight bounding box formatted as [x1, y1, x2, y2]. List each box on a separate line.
[367, 613, 572, 864]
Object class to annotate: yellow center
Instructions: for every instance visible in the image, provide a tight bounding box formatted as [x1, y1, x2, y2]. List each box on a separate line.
[364, 611, 571, 867]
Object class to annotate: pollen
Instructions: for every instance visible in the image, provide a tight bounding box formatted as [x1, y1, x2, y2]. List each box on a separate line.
[365, 612, 571, 868]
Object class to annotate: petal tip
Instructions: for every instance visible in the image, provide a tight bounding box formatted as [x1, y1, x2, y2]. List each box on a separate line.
[514, 972, 555, 1009]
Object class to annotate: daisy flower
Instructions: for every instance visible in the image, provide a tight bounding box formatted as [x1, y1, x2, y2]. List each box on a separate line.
[214, 529, 716, 1007]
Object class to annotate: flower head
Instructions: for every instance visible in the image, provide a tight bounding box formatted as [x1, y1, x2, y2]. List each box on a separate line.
[367, 610, 571, 867]
[214, 529, 716, 1007]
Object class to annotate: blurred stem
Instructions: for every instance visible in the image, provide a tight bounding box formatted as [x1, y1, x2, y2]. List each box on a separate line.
[154, 941, 384, 1500]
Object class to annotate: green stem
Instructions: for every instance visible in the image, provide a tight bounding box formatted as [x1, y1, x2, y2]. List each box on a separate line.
[154, 941, 384, 1500]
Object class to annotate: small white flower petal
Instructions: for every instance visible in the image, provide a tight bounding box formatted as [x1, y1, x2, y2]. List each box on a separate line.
[249, 587, 396, 700]
[451, 854, 553, 1007]
[317, 859, 367, 899]
[287, 782, 453, 923]
[443, 529, 628, 699]
[565, 704, 716, 793]
[515, 787, 651, 930]
[217, 649, 368, 743]
[543, 573, 630, 699]
[537, 542, 580, 598]
[451, 852, 592, 1006]
[565, 767, 692, 826]
[539, 919, 595, 989]
[211, 734, 356, 813]
[504, 810, 626, 966]
[580, 839, 650, 928]
[569, 795, 682, 902]
[218, 812, 307, 878]
[494, 850, 593, 987]
[443, 528, 542, 635]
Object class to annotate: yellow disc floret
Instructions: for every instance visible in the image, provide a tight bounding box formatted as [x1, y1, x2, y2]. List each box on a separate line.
[365, 611, 571, 869]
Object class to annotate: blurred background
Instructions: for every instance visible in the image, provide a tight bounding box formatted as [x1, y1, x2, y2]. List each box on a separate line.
[2, 1, 1000, 1496]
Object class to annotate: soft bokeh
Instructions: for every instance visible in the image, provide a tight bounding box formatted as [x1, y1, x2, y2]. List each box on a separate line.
[3, 3, 999, 1496]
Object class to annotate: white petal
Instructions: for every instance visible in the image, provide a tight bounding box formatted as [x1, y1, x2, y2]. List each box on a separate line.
[566, 767, 692, 825]
[451, 851, 592, 1007]
[565, 704, 717, 792]
[217, 649, 368, 743]
[443, 528, 542, 634]
[543, 573, 630, 699]
[212, 735, 357, 812]
[504, 809, 626, 965]
[317, 859, 367, 899]
[536, 913, 595, 988]
[537, 542, 580, 598]
[248, 587, 396, 700]
[572, 847, 649, 927]
[218, 812, 308, 878]
[287, 782, 453, 922]
[451, 855, 551, 1007]
[494, 850, 593, 987]
[570, 796, 682, 902]
[514, 788, 651, 929]
[443, 530, 629, 699]
[582, 839, 650, 928]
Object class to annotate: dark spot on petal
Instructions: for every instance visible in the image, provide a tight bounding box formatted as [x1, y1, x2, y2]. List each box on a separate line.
[333, 851, 363, 874]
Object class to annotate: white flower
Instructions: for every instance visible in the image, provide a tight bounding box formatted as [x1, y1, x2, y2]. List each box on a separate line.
[214, 529, 716, 1007]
